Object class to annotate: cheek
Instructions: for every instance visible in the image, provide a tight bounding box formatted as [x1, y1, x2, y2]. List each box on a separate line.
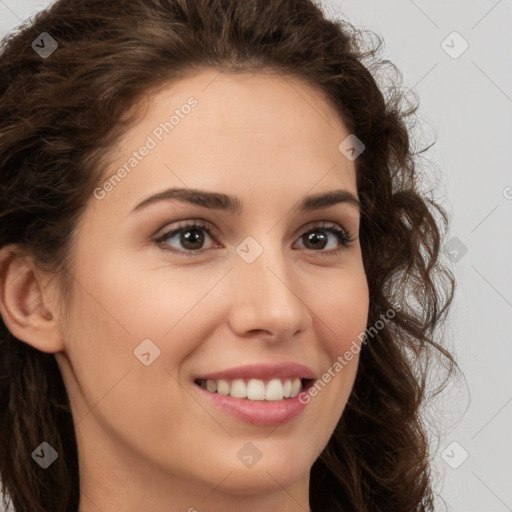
[60, 252, 236, 434]
[317, 265, 369, 358]
[68, 245, 228, 347]
[300, 265, 368, 418]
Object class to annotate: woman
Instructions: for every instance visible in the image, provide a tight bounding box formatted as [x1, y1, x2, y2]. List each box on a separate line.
[0, 0, 457, 510]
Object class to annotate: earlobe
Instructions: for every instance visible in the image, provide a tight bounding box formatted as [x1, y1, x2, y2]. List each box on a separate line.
[0, 244, 64, 353]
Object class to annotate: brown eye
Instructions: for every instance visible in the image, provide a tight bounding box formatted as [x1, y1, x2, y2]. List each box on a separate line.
[155, 221, 217, 255]
[179, 228, 206, 250]
[295, 223, 353, 255]
[302, 230, 328, 250]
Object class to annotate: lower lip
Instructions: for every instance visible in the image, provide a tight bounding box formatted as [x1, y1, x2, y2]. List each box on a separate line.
[194, 384, 310, 426]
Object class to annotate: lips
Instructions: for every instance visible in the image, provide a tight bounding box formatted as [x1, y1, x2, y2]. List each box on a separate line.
[192, 363, 316, 425]
[193, 362, 315, 400]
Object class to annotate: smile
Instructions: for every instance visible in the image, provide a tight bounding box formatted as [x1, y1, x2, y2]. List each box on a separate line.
[193, 377, 315, 426]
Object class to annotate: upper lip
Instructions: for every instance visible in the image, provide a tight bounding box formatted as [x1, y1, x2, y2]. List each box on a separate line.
[194, 362, 316, 381]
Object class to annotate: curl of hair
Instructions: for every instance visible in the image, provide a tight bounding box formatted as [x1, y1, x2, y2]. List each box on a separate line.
[0, 1, 457, 510]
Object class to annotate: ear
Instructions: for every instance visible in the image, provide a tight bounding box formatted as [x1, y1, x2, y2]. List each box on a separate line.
[0, 244, 64, 353]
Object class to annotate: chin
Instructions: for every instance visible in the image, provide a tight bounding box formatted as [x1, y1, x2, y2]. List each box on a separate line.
[209, 447, 313, 495]
[216, 466, 309, 496]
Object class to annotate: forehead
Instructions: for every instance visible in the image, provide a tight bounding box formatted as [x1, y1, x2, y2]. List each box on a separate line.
[93, 69, 357, 217]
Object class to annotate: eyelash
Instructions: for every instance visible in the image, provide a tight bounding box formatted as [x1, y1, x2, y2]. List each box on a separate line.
[154, 219, 355, 258]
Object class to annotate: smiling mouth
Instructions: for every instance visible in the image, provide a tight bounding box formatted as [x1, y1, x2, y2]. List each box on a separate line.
[194, 377, 313, 402]
[194, 377, 313, 401]
[192, 374, 315, 426]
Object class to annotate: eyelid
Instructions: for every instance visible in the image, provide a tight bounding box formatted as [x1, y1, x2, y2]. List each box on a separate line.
[298, 219, 351, 236]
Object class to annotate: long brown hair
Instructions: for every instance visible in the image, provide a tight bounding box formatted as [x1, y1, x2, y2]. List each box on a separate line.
[0, 0, 457, 510]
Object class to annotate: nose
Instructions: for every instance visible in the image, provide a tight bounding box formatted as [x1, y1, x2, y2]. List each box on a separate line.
[227, 245, 312, 342]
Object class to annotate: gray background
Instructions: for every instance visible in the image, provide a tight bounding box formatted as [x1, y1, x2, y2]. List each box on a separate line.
[0, 0, 511, 511]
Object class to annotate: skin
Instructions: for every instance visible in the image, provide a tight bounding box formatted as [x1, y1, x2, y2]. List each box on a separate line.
[0, 69, 369, 512]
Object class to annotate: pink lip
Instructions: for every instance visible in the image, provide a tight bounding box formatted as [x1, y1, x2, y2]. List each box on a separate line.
[194, 384, 312, 426]
[193, 362, 316, 381]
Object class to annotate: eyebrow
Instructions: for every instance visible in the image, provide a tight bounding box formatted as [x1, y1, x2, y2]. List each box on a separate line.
[130, 187, 360, 215]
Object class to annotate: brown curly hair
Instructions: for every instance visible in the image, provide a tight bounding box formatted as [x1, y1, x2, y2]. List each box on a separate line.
[0, 0, 457, 510]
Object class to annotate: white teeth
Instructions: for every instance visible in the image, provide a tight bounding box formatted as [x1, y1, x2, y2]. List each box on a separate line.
[247, 379, 265, 400]
[217, 379, 230, 396]
[230, 379, 246, 399]
[290, 378, 301, 398]
[197, 377, 304, 401]
[282, 379, 292, 398]
[265, 379, 283, 401]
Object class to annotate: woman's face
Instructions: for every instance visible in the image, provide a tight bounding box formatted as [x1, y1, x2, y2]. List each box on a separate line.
[55, 69, 369, 508]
